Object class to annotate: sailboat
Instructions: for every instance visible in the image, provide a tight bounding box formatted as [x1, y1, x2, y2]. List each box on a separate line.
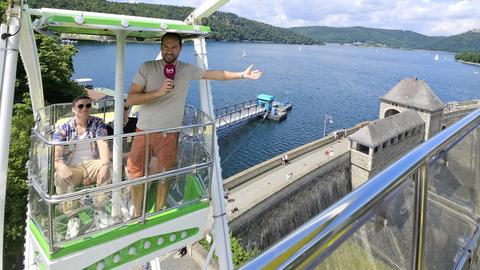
[242, 49, 247, 58]
[434, 53, 439, 61]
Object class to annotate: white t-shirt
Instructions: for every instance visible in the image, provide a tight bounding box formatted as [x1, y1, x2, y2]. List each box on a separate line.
[132, 60, 206, 130]
[69, 133, 95, 165]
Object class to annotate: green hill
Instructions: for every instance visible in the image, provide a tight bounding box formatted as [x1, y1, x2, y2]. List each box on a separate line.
[290, 26, 480, 53]
[290, 26, 438, 49]
[418, 31, 480, 52]
[27, 0, 319, 45]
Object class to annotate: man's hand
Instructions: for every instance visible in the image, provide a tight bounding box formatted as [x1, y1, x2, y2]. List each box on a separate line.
[155, 79, 174, 97]
[97, 164, 110, 185]
[57, 163, 74, 183]
[242, 64, 262, 80]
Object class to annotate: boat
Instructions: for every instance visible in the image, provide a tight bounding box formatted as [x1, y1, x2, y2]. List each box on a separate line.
[60, 39, 78, 45]
[242, 49, 247, 58]
[73, 78, 94, 89]
[434, 53, 439, 61]
[273, 100, 293, 111]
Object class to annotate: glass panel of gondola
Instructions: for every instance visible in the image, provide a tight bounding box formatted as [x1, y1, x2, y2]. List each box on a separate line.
[424, 125, 480, 269]
[314, 176, 416, 270]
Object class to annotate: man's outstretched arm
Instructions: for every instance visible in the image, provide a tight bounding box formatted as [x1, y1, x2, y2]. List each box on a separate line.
[202, 64, 262, 81]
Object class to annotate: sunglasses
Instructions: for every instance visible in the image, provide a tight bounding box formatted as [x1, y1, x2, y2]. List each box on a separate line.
[76, 103, 92, 110]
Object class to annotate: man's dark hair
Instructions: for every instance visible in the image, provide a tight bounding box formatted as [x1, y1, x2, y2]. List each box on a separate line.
[72, 95, 91, 105]
[161, 32, 182, 48]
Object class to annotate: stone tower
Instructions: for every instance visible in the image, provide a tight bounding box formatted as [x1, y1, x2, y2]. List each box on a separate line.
[349, 110, 425, 188]
[379, 77, 445, 140]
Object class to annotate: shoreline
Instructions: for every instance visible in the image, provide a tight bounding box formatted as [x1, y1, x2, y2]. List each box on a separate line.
[457, 59, 480, 66]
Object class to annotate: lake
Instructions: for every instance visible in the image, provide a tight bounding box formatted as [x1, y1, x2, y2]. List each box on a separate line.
[73, 42, 480, 178]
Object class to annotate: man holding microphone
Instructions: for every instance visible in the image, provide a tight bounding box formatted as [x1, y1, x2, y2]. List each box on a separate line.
[127, 33, 262, 217]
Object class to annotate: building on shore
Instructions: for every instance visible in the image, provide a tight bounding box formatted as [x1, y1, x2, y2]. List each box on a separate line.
[350, 77, 479, 188]
[379, 77, 445, 140]
[350, 110, 425, 187]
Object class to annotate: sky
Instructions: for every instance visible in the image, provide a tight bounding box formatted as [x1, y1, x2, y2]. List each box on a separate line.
[112, 0, 480, 36]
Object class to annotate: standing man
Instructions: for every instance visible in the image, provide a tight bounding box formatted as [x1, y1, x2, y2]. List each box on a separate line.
[127, 33, 262, 217]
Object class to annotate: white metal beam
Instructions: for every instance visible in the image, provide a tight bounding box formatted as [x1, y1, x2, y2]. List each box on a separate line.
[194, 37, 234, 270]
[0, 8, 22, 268]
[19, 11, 45, 116]
[112, 30, 127, 218]
[184, 0, 230, 25]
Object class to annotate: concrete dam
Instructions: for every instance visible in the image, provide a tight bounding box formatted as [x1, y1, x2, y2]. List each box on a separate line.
[230, 152, 352, 250]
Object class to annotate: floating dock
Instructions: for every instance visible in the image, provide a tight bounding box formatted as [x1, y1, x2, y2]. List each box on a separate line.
[214, 94, 292, 129]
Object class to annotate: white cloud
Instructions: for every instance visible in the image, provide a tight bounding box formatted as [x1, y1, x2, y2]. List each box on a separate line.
[110, 0, 480, 35]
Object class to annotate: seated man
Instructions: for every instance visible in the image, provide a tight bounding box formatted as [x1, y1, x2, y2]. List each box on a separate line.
[106, 101, 138, 136]
[106, 102, 138, 180]
[53, 96, 111, 214]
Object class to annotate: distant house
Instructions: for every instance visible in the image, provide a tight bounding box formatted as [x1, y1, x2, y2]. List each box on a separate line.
[74, 78, 93, 89]
[85, 88, 113, 110]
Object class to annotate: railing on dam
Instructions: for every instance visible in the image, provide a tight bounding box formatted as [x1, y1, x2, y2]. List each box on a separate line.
[241, 108, 480, 270]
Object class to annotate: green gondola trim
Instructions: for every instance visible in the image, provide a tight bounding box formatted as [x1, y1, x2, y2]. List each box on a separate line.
[39, 13, 210, 39]
[30, 200, 208, 260]
[84, 227, 199, 270]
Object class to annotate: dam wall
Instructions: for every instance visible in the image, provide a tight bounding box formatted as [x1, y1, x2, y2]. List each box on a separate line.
[229, 152, 351, 250]
[224, 122, 367, 191]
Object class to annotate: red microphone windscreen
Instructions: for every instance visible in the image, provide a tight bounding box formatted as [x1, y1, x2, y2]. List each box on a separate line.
[164, 64, 176, 80]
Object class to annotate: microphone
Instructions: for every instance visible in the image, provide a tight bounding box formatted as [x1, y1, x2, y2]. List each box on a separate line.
[163, 64, 176, 80]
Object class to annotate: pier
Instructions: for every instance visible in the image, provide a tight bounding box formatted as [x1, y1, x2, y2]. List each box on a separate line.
[214, 94, 290, 130]
[214, 99, 266, 130]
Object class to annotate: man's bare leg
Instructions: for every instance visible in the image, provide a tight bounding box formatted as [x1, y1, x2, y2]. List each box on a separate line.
[131, 184, 144, 218]
[156, 181, 169, 211]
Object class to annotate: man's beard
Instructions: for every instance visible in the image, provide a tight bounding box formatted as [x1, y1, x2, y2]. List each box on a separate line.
[163, 53, 177, 64]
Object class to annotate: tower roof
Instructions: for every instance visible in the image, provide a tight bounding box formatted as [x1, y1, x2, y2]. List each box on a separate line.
[380, 77, 445, 112]
[349, 110, 424, 148]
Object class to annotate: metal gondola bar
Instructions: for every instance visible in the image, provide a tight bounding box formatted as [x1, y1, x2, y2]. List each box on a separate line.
[30, 159, 213, 203]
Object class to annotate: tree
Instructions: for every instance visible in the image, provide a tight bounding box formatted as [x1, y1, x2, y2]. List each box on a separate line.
[4, 98, 33, 270]
[15, 36, 85, 104]
[455, 51, 480, 64]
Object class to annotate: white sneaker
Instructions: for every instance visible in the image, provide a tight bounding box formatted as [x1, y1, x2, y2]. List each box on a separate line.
[129, 205, 135, 218]
[95, 210, 115, 229]
[65, 217, 80, 240]
[121, 207, 132, 222]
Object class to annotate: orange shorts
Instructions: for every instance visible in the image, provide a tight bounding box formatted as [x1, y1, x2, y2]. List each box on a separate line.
[126, 128, 178, 179]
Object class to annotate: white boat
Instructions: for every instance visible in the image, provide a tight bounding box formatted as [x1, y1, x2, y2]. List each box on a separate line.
[434, 53, 439, 61]
[242, 49, 247, 57]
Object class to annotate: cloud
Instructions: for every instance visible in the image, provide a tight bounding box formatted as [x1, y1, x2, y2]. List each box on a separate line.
[110, 0, 480, 35]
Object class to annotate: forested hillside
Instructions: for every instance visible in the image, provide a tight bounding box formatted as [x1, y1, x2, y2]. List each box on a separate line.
[291, 26, 480, 53]
[291, 26, 438, 49]
[421, 31, 480, 53]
